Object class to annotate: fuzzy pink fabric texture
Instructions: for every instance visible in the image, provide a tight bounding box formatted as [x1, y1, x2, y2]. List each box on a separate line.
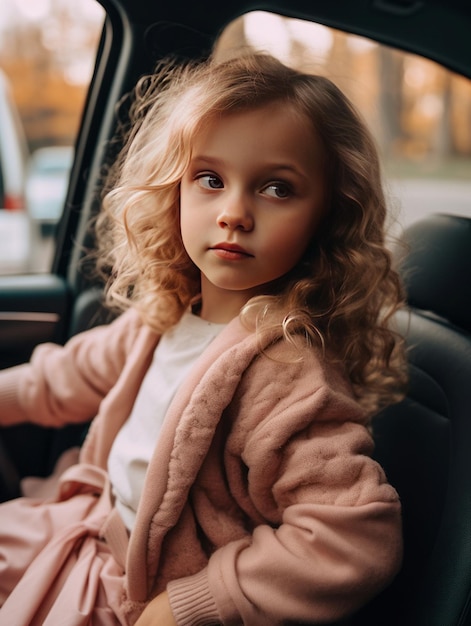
[0, 309, 402, 625]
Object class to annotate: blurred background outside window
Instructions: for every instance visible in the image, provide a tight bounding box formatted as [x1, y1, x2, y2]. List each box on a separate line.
[0, 0, 103, 274]
[0, 4, 469, 275]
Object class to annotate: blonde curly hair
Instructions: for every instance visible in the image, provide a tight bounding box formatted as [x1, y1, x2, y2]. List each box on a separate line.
[95, 52, 407, 416]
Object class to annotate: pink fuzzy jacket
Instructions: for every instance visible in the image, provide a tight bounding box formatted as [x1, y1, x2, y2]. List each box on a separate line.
[0, 308, 402, 625]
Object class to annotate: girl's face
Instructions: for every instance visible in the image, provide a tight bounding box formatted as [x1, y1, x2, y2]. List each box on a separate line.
[180, 101, 327, 322]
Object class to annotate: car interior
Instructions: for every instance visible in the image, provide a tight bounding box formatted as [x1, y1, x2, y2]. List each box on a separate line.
[0, 0, 470, 624]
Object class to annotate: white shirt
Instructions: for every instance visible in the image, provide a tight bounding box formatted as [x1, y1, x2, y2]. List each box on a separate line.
[108, 312, 226, 530]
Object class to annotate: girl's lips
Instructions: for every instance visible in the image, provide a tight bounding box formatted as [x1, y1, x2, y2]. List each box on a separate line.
[210, 243, 254, 260]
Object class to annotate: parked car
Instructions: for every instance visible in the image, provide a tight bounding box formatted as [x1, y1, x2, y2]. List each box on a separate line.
[0, 70, 31, 273]
[0, 69, 28, 212]
[25, 145, 74, 237]
[0, 1, 470, 625]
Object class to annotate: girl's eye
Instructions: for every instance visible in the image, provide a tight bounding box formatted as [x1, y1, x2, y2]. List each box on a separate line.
[196, 174, 224, 190]
[262, 182, 292, 199]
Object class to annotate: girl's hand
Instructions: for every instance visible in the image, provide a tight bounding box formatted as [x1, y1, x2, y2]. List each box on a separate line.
[135, 591, 178, 626]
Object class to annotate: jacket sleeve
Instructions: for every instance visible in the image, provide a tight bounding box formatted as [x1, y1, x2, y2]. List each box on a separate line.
[167, 350, 402, 625]
[0, 308, 143, 427]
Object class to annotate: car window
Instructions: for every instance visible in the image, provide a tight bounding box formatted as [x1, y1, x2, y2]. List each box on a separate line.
[0, 0, 104, 275]
[216, 12, 471, 237]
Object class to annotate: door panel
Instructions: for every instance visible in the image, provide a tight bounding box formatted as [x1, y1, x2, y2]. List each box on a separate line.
[0, 276, 110, 495]
[0, 273, 71, 498]
[0, 274, 70, 369]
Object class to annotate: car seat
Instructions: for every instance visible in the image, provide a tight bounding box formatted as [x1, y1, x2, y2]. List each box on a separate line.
[2, 214, 470, 626]
[350, 213, 471, 626]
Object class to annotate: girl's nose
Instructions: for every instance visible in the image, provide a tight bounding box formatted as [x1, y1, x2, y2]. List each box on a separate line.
[217, 195, 254, 232]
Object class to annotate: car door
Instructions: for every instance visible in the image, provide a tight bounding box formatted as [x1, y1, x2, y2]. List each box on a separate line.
[0, 5, 114, 480]
[0, 3, 110, 371]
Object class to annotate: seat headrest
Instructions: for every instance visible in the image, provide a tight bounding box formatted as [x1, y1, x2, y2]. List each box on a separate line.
[399, 214, 471, 333]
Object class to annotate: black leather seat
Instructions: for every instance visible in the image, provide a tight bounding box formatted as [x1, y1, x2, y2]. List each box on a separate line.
[352, 214, 471, 625]
[400, 213, 471, 332]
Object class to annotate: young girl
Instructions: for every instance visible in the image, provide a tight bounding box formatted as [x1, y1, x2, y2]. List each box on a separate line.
[0, 53, 406, 626]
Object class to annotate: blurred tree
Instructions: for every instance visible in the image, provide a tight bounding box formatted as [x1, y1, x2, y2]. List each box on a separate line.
[327, 30, 353, 96]
[434, 69, 454, 159]
[377, 46, 404, 157]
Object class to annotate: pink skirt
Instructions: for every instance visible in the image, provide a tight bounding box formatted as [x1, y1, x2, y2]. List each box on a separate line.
[0, 458, 127, 625]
